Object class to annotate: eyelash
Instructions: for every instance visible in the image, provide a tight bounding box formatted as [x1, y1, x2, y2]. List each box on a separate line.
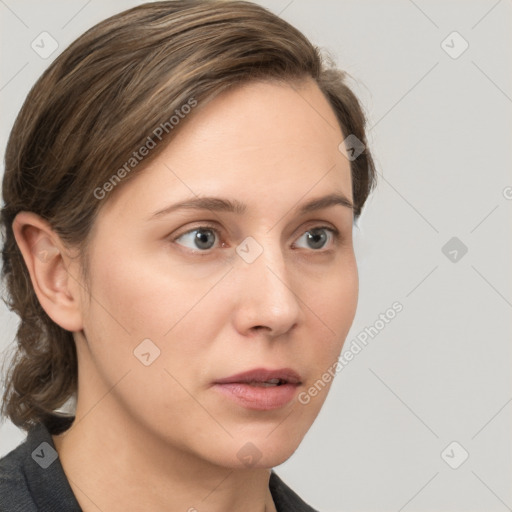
[171, 223, 341, 256]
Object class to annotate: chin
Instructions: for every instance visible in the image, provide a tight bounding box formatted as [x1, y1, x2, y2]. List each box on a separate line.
[210, 422, 310, 470]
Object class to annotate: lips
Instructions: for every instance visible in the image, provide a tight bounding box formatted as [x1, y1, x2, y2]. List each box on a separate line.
[213, 368, 302, 386]
[212, 368, 302, 410]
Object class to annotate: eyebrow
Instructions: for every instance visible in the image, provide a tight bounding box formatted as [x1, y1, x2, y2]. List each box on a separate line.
[149, 192, 354, 219]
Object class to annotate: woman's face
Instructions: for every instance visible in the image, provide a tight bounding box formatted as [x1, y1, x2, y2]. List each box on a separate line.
[73, 78, 358, 468]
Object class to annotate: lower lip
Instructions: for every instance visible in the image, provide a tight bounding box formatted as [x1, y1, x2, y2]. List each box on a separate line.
[213, 382, 299, 410]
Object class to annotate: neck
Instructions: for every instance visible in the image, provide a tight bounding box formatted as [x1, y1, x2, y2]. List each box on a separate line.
[52, 401, 277, 512]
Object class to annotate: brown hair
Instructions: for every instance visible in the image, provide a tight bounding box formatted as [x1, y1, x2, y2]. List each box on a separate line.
[0, 0, 377, 431]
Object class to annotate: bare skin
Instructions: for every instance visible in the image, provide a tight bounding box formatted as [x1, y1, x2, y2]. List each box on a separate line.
[13, 78, 358, 512]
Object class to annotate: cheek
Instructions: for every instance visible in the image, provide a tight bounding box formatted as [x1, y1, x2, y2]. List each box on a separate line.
[83, 236, 358, 382]
[306, 255, 358, 364]
[314, 253, 358, 326]
[78, 246, 220, 417]
[294, 264, 357, 418]
[87, 242, 189, 332]
[82, 242, 226, 369]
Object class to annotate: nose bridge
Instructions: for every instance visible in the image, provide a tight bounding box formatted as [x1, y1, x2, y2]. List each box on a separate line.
[238, 232, 288, 288]
[234, 233, 301, 333]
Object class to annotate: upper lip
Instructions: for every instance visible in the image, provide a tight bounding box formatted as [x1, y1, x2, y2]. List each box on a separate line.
[213, 367, 302, 385]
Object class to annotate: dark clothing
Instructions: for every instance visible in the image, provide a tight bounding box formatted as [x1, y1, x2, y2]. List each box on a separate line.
[0, 416, 318, 511]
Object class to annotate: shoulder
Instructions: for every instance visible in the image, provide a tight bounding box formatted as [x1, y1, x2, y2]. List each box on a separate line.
[0, 417, 80, 512]
[269, 470, 320, 512]
[0, 431, 38, 511]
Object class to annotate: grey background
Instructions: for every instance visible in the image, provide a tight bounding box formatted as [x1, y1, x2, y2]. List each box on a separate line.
[1, 1, 511, 511]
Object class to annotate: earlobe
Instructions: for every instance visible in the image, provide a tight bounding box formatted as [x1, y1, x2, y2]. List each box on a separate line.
[12, 211, 84, 332]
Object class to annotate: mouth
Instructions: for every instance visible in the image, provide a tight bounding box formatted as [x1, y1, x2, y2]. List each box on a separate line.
[212, 368, 302, 410]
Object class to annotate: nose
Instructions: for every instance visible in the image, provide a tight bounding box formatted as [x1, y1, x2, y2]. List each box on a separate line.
[231, 238, 302, 339]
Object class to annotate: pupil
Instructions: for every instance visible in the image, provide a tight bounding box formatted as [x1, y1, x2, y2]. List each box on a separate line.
[308, 229, 326, 249]
[195, 230, 215, 250]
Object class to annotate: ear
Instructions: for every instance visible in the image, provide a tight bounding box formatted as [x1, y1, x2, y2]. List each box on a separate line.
[12, 211, 84, 332]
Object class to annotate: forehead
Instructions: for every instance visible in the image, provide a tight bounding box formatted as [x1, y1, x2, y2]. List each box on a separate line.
[98, 78, 352, 220]
[169, 78, 347, 161]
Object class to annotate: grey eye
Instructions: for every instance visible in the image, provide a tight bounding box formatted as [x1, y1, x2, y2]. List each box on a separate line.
[175, 228, 218, 251]
[295, 228, 333, 250]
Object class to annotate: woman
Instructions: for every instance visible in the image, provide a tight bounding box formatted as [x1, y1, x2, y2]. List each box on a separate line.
[0, 1, 377, 510]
